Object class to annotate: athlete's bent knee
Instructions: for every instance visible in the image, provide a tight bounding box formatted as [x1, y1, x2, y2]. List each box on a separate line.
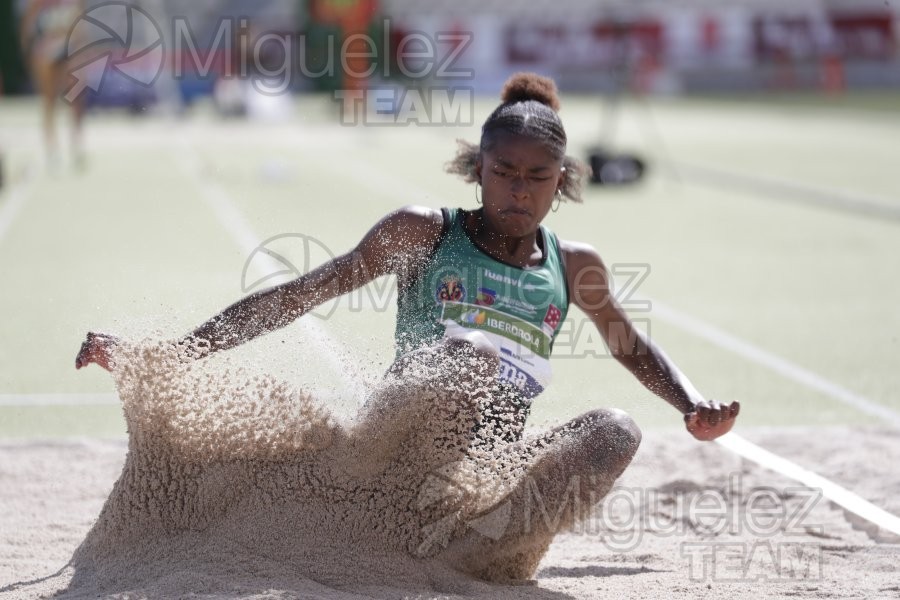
[605, 408, 642, 458]
[575, 408, 641, 473]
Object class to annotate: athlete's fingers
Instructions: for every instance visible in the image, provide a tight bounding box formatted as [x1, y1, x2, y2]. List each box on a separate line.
[716, 401, 738, 424]
[696, 402, 712, 424]
[684, 411, 700, 435]
[685, 400, 739, 441]
[88, 332, 113, 345]
[710, 400, 726, 425]
[76, 333, 115, 370]
[686, 412, 714, 440]
[75, 337, 94, 369]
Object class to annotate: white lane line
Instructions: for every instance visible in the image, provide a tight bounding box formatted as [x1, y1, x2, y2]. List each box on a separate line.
[173, 137, 371, 403]
[0, 390, 363, 407]
[0, 393, 119, 406]
[0, 174, 32, 244]
[717, 432, 900, 537]
[315, 150, 439, 205]
[643, 294, 900, 536]
[647, 298, 900, 428]
[677, 162, 900, 221]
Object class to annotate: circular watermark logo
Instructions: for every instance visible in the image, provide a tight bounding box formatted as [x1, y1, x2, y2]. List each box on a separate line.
[241, 233, 341, 321]
[64, 1, 164, 103]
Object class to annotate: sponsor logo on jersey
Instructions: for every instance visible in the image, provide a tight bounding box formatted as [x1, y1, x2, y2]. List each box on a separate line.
[441, 302, 550, 357]
[542, 304, 563, 334]
[460, 308, 487, 325]
[499, 358, 543, 398]
[483, 268, 539, 291]
[436, 275, 466, 303]
[475, 287, 497, 306]
[500, 297, 537, 316]
[476, 284, 537, 316]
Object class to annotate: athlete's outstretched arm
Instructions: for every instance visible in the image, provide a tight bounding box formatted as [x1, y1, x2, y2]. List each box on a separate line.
[561, 241, 739, 441]
[184, 206, 444, 353]
[75, 206, 444, 370]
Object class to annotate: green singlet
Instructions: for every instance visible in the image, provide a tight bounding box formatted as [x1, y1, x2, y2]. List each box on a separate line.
[395, 208, 569, 400]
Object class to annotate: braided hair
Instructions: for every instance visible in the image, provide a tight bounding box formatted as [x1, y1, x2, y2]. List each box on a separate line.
[446, 72, 590, 203]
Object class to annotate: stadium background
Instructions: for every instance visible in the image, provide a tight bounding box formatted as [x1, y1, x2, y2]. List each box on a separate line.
[1, 1, 900, 596]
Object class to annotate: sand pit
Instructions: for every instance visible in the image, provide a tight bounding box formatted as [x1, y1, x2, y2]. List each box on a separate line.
[2, 339, 899, 599]
[2, 338, 637, 598]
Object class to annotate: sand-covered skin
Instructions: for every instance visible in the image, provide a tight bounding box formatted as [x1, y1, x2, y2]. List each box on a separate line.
[1, 340, 898, 599]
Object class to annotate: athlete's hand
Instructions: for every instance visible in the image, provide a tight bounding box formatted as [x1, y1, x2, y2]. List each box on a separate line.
[75, 332, 120, 372]
[684, 400, 740, 441]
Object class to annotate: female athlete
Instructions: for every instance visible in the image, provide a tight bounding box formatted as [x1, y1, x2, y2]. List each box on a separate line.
[75, 72, 739, 577]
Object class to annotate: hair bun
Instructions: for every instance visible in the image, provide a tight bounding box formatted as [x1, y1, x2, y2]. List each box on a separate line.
[500, 73, 561, 112]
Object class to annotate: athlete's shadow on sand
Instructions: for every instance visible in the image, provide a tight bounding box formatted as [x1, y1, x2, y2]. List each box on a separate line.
[51, 338, 639, 599]
[538, 564, 670, 579]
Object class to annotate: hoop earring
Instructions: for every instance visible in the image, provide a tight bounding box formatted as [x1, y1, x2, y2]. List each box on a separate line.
[551, 190, 562, 212]
[475, 183, 482, 205]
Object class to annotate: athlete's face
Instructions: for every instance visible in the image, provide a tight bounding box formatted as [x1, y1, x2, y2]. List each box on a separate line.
[476, 133, 565, 237]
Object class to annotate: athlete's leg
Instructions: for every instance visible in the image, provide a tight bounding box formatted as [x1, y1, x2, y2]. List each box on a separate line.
[30, 51, 59, 165]
[345, 331, 500, 475]
[68, 79, 87, 168]
[59, 55, 87, 167]
[446, 407, 642, 580]
[471, 380, 532, 445]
